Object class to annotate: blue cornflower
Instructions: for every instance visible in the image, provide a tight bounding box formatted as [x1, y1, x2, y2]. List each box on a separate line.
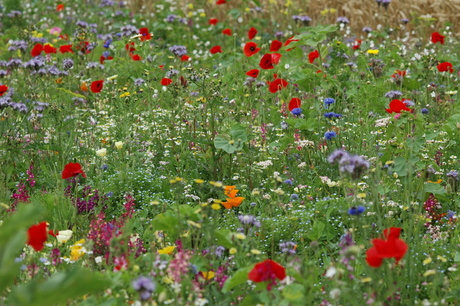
[324, 131, 337, 140]
[103, 39, 112, 48]
[324, 98, 335, 106]
[348, 206, 366, 215]
[324, 112, 335, 118]
[421, 108, 429, 114]
[291, 107, 302, 116]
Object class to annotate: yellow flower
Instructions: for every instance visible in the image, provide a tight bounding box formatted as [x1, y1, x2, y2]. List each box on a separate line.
[119, 92, 130, 98]
[361, 277, 372, 283]
[423, 269, 436, 277]
[158, 246, 176, 255]
[70, 239, 86, 261]
[423, 257, 432, 265]
[229, 248, 237, 254]
[194, 179, 205, 184]
[201, 271, 215, 280]
[114, 141, 123, 149]
[96, 148, 107, 157]
[235, 233, 246, 240]
[56, 230, 73, 244]
[187, 220, 201, 228]
[367, 49, 379, 55]
[250, 249, 261, 255]
[211, 203, 221, 210]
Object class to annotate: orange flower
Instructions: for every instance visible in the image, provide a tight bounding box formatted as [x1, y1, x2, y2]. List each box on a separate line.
[222, 197, 245, 209]
[80, 82, 88, 91]
[224, 185, 239, 198]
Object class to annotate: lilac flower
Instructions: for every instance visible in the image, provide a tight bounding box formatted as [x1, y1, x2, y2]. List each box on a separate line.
[76, 20, 88, 28]
[337, 17, 350, 24]
[7, 59, 23, 69]
[132, 276, 156, 301]
[166, 69, 179, 78]
[382, 0, 391, 9]
[119, 25, 138, 37]
[384, 90, 403, 99]
[165, 14, 177, 22]
[292, 15, 311, 26]
[279, 241, 297, 255]
[134, 78, 146, 86]
[30, 37, 46, 43]
[238, 215, 261, 227]
[62, 58, 74, 70]
[169, 45, 188, 57]
[24, 57, 45, 70]
[447, 170, 459, 181]
[8, 40, 28, 51]
[328, 149, 369, 179]
[401, 18, 409, 24]
[362, 27, 372, 33]
[215, 246, 225, 257]
[0, 70, 7, 78]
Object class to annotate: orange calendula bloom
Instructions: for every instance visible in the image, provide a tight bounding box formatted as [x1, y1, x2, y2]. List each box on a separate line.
[222, 197, 245, 209]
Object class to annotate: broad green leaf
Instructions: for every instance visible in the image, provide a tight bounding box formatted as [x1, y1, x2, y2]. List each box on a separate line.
[282, 283, 305, 302]
[222, 265, 253, 293]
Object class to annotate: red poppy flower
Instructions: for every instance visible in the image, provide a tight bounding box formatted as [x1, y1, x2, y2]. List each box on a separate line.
[366, 227, 408, 268]
[216, 0, 226, 4]
[31, 43, 43, 57]
[130, 53, 142, 61]
[43, 44, 57, 54]
[90, 80, 104, 93]
[100, 55, 113, 64]
[222, 28, 232, 36]
[248, 259, 286, 290]
[431, 32, 445, 45]
[352, 39, 362, 50]
[284, 36, 299, 51]
[209, 18, 218, 25]
[269, 78, 288, 93]
[125, 42, 136, 52]
[76, 41, 90, 54]
[270, 40, 283, 52]
[48, 229, 59, 237]
[181, 55, 191, 61]
[161, 78, 173, 86]
[246, 69, 259, 78]
[139, 27, 152, 41]
[0, 85, 8, 96]
[62, 162, 87, 179]
[243, 42, 260, 57]
[27, 222, 48, 251]
[385, 99, 411, 114]
[59, 34, 69, 40]
[59, 44, 73, 53]
[288, 98, 301, 111]
[437, 62, 454, 73]
[56, 4, 64, 11]
[259, 53, 282, 70]
[391, 70, 407, 78]
[308, 50, 319, 63]
[248, 27, 258, 40]
[210, 45, 223, 54]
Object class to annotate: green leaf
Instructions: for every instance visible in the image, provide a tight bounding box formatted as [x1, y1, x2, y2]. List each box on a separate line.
[214, 125, 247, 153]
[7, 268, 110, 306]
[214, 229, 234, 249]
[151, 211, 179, 237]
[56, 87, 86, 99]
[282, 283, 305, 302]
[222, 265, 253, 293]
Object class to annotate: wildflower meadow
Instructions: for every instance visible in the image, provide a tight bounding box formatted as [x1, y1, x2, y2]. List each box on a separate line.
[1, 0, 460, 305]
